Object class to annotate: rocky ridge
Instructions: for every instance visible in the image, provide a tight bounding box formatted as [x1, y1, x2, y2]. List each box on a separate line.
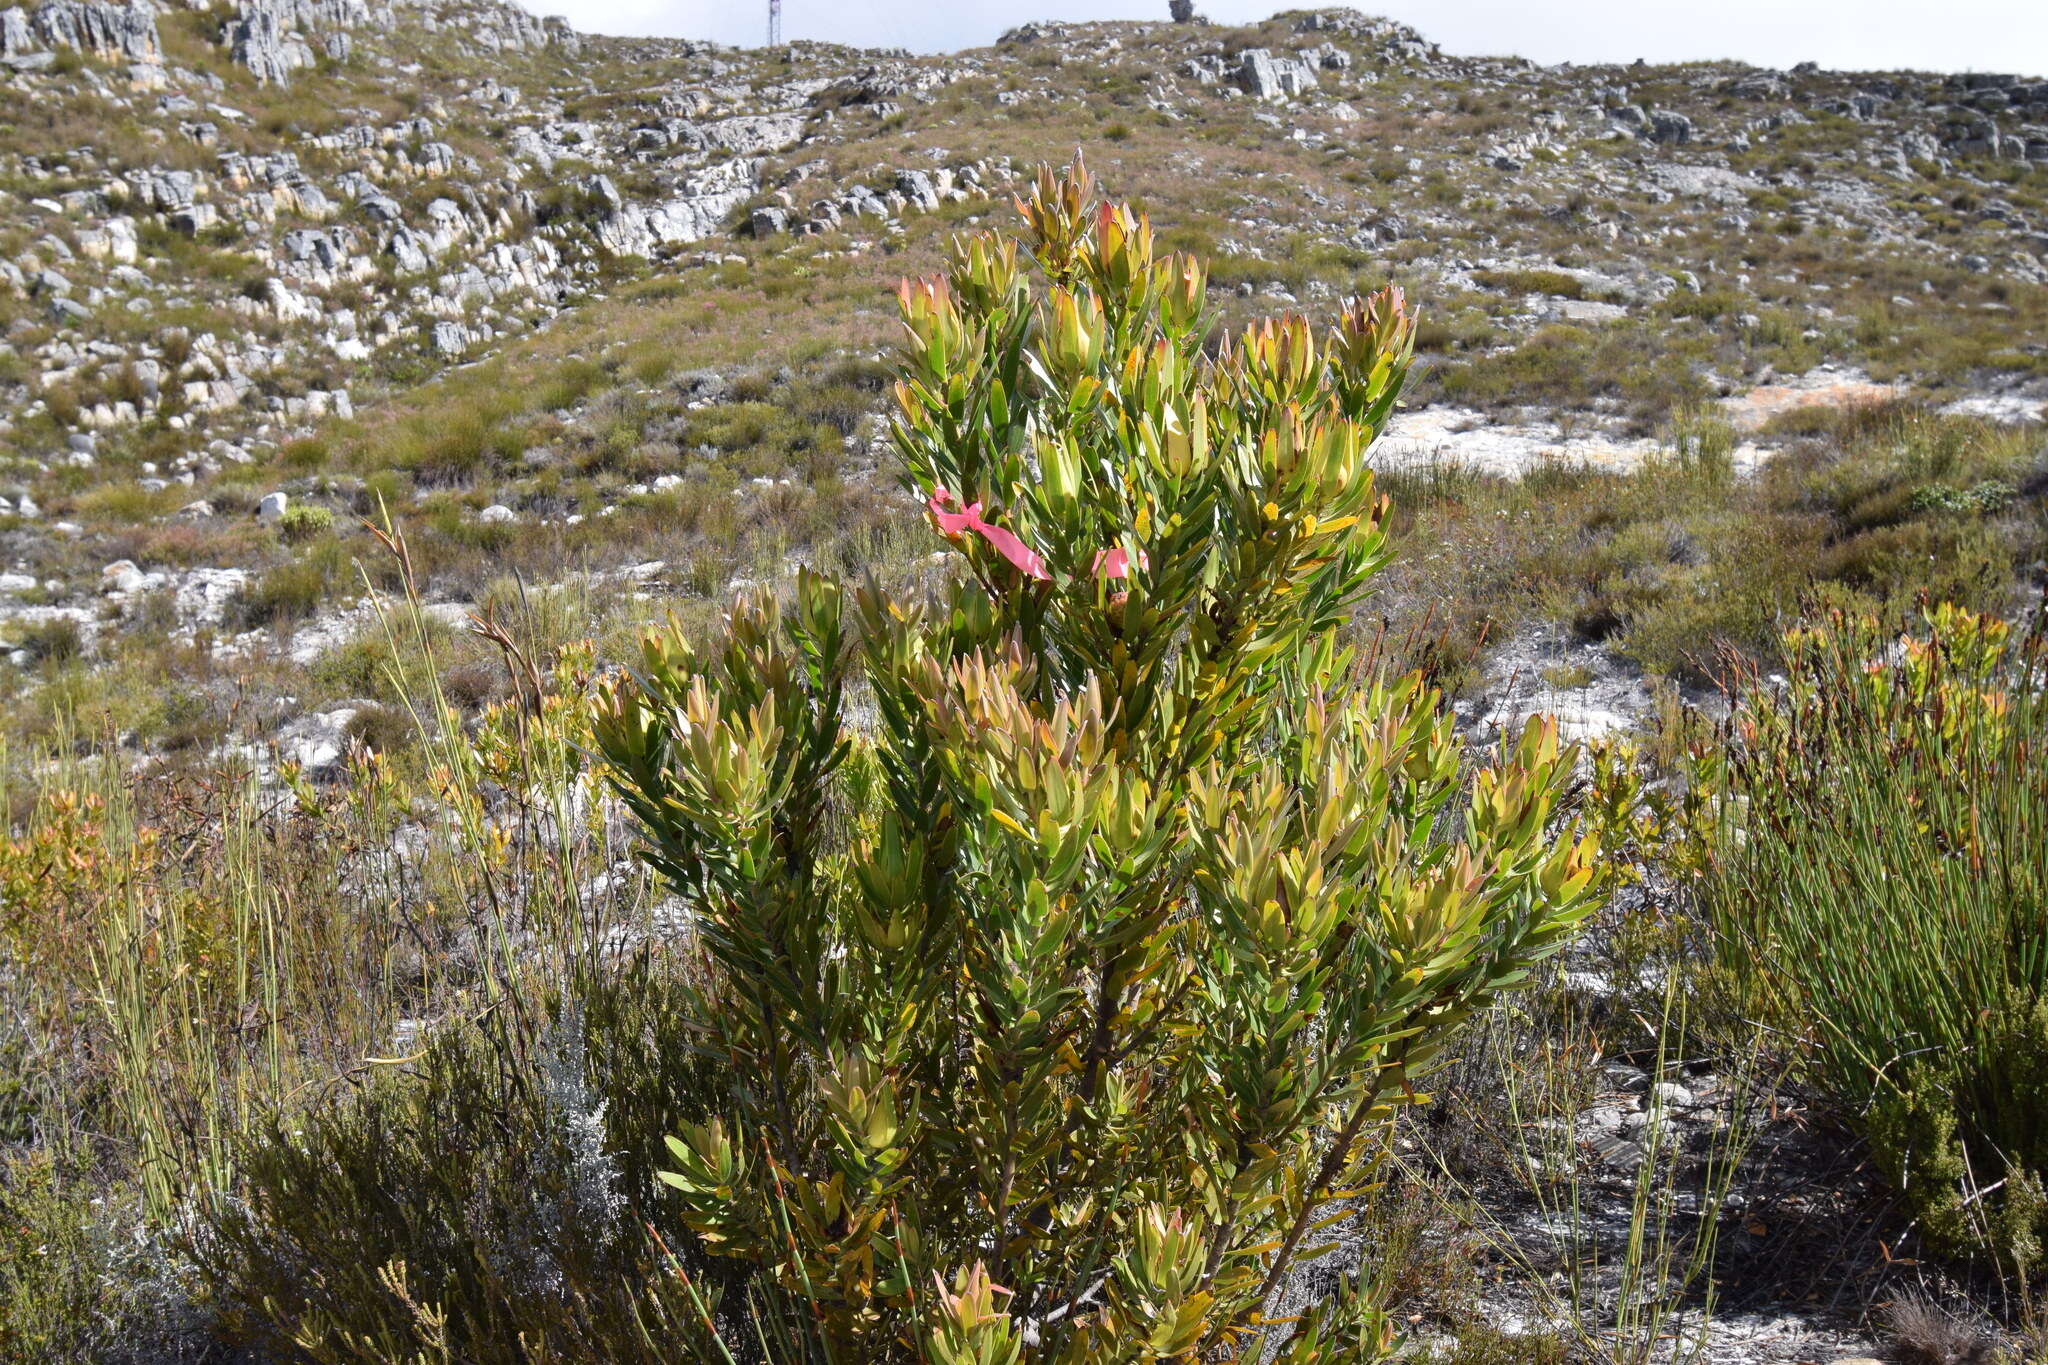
[1, 2, 2044, 697]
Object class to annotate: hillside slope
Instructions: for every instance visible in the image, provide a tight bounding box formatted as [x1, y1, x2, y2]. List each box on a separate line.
[2, 6, 2047, 1361]
[0, 5, 2044, 694]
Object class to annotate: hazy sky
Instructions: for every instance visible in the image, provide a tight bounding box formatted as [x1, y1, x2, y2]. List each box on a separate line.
[521, 0, 2046, 75]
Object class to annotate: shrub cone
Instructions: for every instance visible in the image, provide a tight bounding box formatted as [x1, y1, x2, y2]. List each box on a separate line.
[595, 155, 1606, 1361]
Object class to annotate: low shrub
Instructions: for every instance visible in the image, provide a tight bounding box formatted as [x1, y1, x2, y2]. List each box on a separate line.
[8, 616, 84, 665]
[235, 559, 328, 629]
[277, 503, 336, 543]
[0, 1153, 196, 1363]
[340, 701, 414, 756]
[1470, 267, 1585, 300]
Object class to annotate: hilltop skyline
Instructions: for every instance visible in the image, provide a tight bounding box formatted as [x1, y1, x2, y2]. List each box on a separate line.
[516, 0, 2047, 77]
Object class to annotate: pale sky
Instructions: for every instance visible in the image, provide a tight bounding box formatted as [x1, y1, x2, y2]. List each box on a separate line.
[522, 0, 2045, 75]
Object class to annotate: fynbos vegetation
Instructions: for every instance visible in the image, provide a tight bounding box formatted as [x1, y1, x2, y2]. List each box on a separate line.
[594, 160, 1605, 1358]
[3, 0, 2048, 1357]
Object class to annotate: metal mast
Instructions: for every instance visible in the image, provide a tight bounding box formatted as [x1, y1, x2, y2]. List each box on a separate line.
[767, 0, 781, 47]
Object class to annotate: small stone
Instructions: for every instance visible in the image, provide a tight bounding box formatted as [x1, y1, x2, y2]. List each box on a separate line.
[1603, 1063, 1651, 1093]
[1618, 1108, 1664, 1139]
[1590, 1131, 1645, 1171]
[478, 503, 517, 524]
[1578, 1104, 1626, 1134]
[101, 560, 147, 594]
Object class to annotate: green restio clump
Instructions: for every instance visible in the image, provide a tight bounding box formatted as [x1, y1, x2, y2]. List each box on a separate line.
[595, 158, 1608, 1362]
[1708, 605, 2048, 1272]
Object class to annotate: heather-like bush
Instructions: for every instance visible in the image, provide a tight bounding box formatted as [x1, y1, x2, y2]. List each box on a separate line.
[197, 970, 744, 1363]
[277, 502, 337, 543]
[594, 159, 1607, 1361]
[1707, 604, 2048, 1270]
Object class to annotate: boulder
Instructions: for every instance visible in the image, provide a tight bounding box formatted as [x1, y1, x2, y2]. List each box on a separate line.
[1235, 47, 1317, 101]
[77, 215, 138, 264]
[0, 8, 33, 56]
[223, 0, 370, 83]
[172, 568, 247, 630]
[1647, 109, 1694, 145]
[100, 558, 149, 595]
[702, 112, 806, 156]
[894, 169, 940, 212]
[386, 228, 430, 274]
[594, 159, 762, 257]
[275, 705, 362, 777]
[167, 205, 220, 235]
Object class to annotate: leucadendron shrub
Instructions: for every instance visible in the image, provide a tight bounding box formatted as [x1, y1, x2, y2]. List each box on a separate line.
[595, 157, 1607, 1362]
[1706, 603, 2048, 1272]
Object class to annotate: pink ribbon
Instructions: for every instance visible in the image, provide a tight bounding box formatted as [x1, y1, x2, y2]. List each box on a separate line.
[1092, 546, 1147, 579]
[928, 488, 1049, 580]
[927, 487, 1147, 584]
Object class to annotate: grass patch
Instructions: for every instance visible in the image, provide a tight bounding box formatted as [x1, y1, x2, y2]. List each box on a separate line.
[1471, 267, 1586, 300]
[1371, 406, 2045, 687]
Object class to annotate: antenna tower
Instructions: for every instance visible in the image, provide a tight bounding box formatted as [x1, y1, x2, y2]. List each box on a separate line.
[767, 0, 782, 47]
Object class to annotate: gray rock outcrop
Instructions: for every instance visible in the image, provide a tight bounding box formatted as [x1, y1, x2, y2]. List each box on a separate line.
[1235, 47, 1316, 101]
[1, 0, 160, 64]
[224, 5, 312, 83]
[594, 158, 761, 256]
[0, 7, 37, 60]
[221, 0, 376, 82]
